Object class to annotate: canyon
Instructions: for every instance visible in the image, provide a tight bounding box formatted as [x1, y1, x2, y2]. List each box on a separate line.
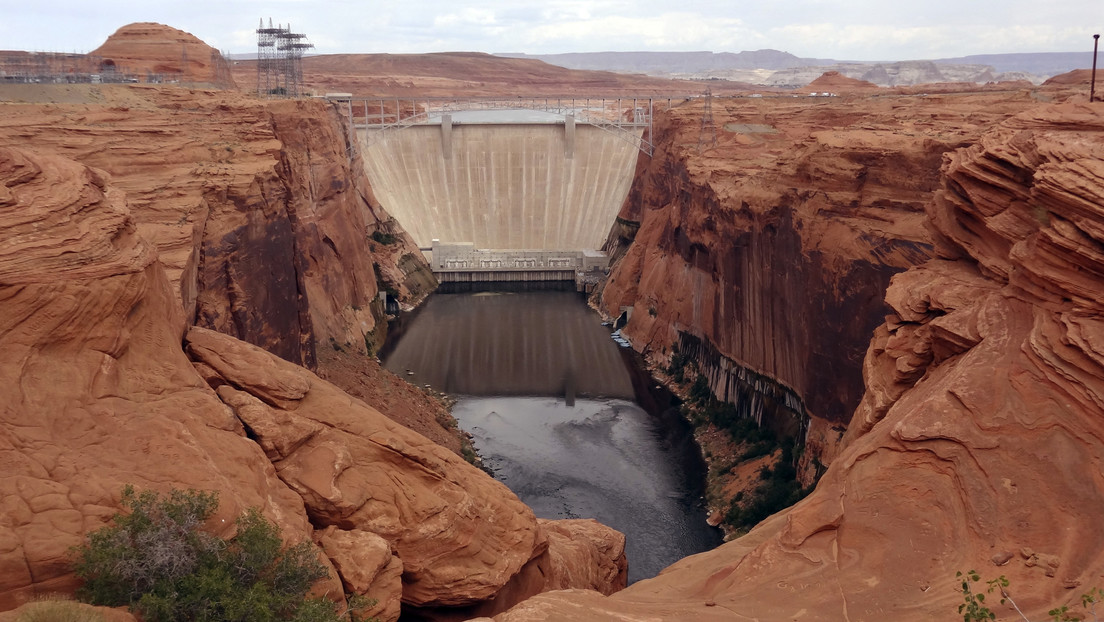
[2, 20, 1103, 622]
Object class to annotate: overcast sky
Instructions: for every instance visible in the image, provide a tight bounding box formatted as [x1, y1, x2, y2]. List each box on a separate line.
[2, 0, 1100, 61]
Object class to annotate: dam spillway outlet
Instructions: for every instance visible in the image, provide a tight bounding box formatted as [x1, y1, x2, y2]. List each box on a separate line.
[430, 241, 609, 284]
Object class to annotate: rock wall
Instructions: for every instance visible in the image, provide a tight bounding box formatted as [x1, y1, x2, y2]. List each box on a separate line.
[0, 85, 434, 368]
[0, 145, 627, 617]
[494, 100, 1104, 621]
[598, 89, 1035, 467]
[0, 146, 314, 607]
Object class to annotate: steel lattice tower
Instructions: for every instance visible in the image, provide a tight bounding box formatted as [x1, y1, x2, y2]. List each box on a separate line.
[256, 18, 311, 97]
[698, 88, 717, 151]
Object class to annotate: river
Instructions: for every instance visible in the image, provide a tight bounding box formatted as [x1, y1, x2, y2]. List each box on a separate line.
[381, 285, 722, 583]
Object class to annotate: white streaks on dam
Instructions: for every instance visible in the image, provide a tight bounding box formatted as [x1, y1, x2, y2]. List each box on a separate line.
[358, 121, 642, 251]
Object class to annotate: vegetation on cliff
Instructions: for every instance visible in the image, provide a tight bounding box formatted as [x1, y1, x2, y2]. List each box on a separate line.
[665, 348, 813, 534]
[73, 486, 370, 622]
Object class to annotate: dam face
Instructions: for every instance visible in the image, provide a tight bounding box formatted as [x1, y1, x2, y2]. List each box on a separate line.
[358, 118, 642, 270]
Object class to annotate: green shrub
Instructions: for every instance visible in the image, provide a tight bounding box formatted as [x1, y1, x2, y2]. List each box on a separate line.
[666, 345, 690, 383]
[73, 486, 341, 622]
[689, 374, 712, 405]
[370, 230, 397, 245]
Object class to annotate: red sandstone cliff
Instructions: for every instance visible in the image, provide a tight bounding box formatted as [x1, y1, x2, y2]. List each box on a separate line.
[493, 100, 1104, 621]
[598, 86, 1039, 471]
[0, 23, 628, 617]
[0, 144, 627, 618]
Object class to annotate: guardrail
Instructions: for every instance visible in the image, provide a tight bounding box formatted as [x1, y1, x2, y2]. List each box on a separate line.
[352, 96, 655, 156]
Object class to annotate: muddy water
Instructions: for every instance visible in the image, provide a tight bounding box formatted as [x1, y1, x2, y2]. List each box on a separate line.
[382, 286, 721, 583]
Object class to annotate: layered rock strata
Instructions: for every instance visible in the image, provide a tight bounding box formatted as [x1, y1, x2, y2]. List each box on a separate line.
[598, 87, 1038, 471]
[0, 83, 433, 369]
[0, 146, 314, 607]
[89, 22, 235, 87]
[496, 101, 1104, 621]
[0, 144, 627, 616]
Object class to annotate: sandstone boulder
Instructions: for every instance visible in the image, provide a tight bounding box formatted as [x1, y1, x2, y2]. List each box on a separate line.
[539, 519, 627, 594]
[185, 325, 547, 608]
[318, 528, 403, 622]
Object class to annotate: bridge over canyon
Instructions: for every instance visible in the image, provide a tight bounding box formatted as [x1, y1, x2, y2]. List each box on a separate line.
[349, 96, 656, 283]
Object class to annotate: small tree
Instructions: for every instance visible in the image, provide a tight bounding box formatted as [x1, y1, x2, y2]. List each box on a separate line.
[73, 486, 341, 622]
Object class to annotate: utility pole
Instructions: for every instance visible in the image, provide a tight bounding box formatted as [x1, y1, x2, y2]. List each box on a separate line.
[1092, 34, 1100, 103]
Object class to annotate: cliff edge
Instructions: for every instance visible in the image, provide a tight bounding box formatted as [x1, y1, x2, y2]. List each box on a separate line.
[497, 100, 1104, 621]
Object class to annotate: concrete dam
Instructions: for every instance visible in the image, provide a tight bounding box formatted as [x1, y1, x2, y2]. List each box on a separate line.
[355, 102, 648, 281]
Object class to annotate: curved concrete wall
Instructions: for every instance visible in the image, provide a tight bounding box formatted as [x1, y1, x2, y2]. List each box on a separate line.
[358, 123, 642, 250]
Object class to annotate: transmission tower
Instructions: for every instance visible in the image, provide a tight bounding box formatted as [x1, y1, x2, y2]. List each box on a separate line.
[256, 18, 312, 97]
[698, 88, 717, 151]
[276, 25, 313, 97]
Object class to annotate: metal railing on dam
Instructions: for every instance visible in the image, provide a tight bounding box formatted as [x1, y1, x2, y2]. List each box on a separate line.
[351, 96, 655, 156]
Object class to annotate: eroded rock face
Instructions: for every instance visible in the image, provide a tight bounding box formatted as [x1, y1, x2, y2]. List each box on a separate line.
[0, 146, 314, 608]
[597, 87, 1037, 471]
[318, 528, 403, 622]
[0, 144, 627, 616]
[90, 22, 235, 87]
[0, 84, 433, 369]
[495, 102, 1104, 621]
[539, 519, 627, 595]
[185, 325, 547, 608]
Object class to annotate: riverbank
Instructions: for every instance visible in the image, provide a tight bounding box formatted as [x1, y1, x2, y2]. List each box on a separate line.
[591, 296, 812, 540]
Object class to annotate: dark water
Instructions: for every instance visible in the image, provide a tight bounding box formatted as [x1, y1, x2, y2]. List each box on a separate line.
[382, 287, 721, 583]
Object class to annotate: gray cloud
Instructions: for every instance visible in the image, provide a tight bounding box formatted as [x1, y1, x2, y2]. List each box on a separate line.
[2, 0, 1099, 60]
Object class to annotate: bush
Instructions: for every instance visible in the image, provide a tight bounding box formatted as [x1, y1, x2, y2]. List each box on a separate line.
[666, 345, 690, 383]
[689, 374, 712, 405]
[723, 440, 808, 532]
[370, 230, 397, 245]
[73, 486, 341, 622]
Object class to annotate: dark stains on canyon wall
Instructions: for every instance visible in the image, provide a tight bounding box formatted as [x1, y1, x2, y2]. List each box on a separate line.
[194, 181, 307, 365]
[0, 85, 435, 371]
[192, 100, 435, 368]
[598, 92, 1030, 466]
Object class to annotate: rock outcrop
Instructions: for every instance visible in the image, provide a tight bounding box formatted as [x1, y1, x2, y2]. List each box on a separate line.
[0, 84, 433, 370]
[90, 22, 234, 87]
[495, 101, 1104, 621]
[185, 325, 547, 608]
[0, 145, 315, 608]
[806, 70, 879, 93]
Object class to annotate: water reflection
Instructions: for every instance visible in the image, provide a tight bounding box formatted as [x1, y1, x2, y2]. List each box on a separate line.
[383, 290, 634, 400]
[381, 288, 722, 583]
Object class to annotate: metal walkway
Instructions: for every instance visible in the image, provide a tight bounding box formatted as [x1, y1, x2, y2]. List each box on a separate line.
[351, 96, 654, 156]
